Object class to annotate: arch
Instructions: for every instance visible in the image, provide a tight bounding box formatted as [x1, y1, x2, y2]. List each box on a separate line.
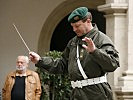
[38, 0, 105, 55]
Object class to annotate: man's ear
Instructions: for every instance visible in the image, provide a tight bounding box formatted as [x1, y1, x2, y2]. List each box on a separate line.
[87, 18, 91, 23]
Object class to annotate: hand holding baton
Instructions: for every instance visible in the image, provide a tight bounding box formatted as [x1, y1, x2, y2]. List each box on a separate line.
[13, 23, 41, 64]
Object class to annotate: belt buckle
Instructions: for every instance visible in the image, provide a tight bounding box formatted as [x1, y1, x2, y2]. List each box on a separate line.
[93, 77, 100, 84]
[87, 78, 94, 85]
[76, 80, 82, 88]
[81, 79, 88, 86]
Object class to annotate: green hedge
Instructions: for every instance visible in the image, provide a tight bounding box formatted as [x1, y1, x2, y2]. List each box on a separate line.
[37, 51, 72, 100]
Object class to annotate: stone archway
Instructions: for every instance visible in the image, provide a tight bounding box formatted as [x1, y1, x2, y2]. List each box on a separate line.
[37, 0, 105, 55]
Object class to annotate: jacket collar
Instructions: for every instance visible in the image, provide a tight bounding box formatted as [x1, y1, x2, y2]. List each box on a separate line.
[85, 24, 99, 38]
[76, 24, 99, 46]
[11, 69, 32, 78]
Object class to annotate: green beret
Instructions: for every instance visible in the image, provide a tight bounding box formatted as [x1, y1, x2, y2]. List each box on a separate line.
[68, 7, 89, 23]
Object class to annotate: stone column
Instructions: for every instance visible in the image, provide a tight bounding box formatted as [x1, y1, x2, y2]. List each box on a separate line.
[98, 0, 128, 100]
[116, 0, 133, 99]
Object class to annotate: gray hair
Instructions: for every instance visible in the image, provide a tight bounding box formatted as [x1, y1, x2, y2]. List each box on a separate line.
[17, 55, 29, 63]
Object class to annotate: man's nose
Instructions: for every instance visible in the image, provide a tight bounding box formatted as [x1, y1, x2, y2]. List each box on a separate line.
[18, 63, 22, 66]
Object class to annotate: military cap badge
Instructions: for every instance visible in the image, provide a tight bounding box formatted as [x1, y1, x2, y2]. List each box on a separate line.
[74, 16, 79, 21]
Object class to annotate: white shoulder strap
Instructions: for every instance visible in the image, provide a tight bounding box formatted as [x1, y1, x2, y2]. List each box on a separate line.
[77, 45, 88, 79]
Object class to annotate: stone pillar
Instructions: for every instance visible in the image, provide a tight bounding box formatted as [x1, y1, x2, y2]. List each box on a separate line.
[98, 0, 128, 100]
[116, 0, 133, 99]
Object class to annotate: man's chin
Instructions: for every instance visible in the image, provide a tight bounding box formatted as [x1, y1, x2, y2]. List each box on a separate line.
[77, 34, 82, 37]
[16, 68, 26, 71]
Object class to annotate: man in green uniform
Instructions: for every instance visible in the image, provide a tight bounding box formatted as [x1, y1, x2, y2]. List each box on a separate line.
[29, 7, 120, 100]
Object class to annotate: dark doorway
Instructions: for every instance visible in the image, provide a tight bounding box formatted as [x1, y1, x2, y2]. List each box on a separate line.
[50, 9, 105, 52]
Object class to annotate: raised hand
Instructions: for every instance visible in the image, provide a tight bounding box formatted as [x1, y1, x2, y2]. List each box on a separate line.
[82, 37, 96, 53]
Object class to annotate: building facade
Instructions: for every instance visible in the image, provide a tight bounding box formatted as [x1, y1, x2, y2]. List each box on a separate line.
[0, 0, 132, 99]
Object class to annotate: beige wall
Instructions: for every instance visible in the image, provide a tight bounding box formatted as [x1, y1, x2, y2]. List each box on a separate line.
[1, 1, 129, 100]
[0, 0, 65, 90]
[0, 0, 105, 90]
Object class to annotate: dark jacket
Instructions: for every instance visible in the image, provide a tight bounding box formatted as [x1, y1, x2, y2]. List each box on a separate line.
[36, 25, 119, 100]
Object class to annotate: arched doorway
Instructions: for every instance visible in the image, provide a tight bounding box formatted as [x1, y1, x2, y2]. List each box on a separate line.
[38, 0, 105, 55]
[50, 9, 105, 52]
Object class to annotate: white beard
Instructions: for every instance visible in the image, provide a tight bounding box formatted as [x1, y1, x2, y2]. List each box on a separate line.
[16, 66, 26, 71]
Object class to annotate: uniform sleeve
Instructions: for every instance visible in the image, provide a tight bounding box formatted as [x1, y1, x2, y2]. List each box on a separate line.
[35, 73, 42, 100]
[90, 45, 120, 72]
[35, 45, 70, 74]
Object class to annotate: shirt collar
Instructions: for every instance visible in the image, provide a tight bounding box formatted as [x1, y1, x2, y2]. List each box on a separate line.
[16, 72, 26, 77]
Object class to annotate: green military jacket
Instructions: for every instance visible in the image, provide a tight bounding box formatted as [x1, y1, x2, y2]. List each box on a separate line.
[36, 25, 119, 100]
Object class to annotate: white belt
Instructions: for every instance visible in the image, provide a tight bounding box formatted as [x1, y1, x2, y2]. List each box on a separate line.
[71, 75, 107, 88]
